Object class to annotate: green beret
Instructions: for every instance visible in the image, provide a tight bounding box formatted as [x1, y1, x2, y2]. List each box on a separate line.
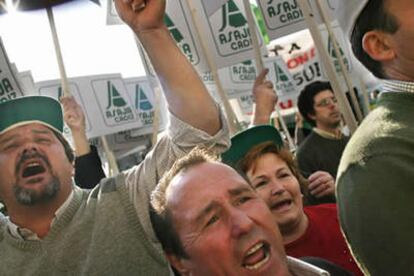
[0, 96, 63, 135]
[222, 125, 283, 167]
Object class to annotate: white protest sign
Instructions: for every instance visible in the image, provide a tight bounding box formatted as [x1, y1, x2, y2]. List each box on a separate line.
[204, 0, 229, 16]
[17, 71, 36, 95]
[36, 79, 93, 143]
[219, 59, 257, 90]
[257, 0, 339, 39]
[0, 39, 24, 102]
[106, 130, 151, 153]
[265, 56, 299, 108]
[269, 30, 326, 92]
[318, 20, 353, 91]
[165, 0, 209, 72]
[10, 63, 36, 95]
[36, 74, 143, 139]
[124, 76, 167, 136]
[236, 90, 254, 119]
[192, 0, 267, 68]
[106, 0, 123, 25]
[106, 0, 210, 72]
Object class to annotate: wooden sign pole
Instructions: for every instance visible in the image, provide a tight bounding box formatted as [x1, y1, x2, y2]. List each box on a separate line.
[47, 6, 119, 175]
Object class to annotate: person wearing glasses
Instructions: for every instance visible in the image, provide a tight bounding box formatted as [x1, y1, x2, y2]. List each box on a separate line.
[295, 81, 349, 203]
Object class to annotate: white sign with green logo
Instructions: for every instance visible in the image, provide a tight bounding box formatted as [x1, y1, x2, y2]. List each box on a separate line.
[36, 79, 92, 143]
[124, 76, 167, 136]
[36, 74, 143, 139]
[165, 0, 209, 72]
[265, 56, 299, 105]
[257, 0, 339, 39]
[193, 0, 266, 68]
[218, 59, 258, 90]
[318, 20, 354, 92]
[0, 39, 24, 103]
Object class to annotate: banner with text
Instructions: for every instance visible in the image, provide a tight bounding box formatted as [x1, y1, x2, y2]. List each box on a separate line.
[192, 0, 267, 68]
[36, 74, 143, 139]
[0, 39, 24, 102]
[257, 0, 339, 39]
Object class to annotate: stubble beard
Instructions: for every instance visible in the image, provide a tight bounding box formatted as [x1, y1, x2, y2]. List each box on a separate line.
[13, 175, 61, 206]
[13, 150, 61, 206]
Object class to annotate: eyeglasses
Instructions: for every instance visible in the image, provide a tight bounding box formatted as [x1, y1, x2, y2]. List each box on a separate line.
[315, 97, 338, 107]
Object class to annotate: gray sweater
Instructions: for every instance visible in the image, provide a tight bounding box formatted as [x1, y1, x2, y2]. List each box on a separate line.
[0, 111, 230, 275]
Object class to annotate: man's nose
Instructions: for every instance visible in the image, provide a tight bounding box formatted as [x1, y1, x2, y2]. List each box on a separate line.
[21, 146, 40, 159]
[230, 208, 254, 238]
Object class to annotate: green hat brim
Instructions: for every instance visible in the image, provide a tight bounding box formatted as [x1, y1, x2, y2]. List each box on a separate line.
[0, 96, 63, 136]
[222, 125, 283, 167]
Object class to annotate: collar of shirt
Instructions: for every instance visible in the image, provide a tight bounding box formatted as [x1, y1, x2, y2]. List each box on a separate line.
[287, 257, 329, 276]
[381, 79, 414, 93]
[313, 128, 343, 140]
[7, 190, 74, 241]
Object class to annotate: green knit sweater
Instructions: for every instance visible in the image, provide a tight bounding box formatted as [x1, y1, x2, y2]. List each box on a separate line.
[337, 92, 414, 275]
[0, 177, 170, 275]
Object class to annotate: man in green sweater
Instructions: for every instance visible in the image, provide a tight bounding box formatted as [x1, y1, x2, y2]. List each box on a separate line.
[0, 0, 229, 275]
[335, 0, 414, 274]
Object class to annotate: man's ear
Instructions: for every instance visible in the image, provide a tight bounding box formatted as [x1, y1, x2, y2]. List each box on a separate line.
[166, 254, 191, 276]
[362, 30, 396, 62]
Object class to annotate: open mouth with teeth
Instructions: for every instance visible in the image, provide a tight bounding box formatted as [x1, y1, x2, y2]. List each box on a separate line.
[270, 199, 292, 212]
[242, 242, 271, 270]
[21, 161, 46, 178]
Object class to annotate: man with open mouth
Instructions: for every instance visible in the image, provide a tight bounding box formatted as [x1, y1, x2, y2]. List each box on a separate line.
[0, 0, 230, 274]
[150, 148, 336, 276]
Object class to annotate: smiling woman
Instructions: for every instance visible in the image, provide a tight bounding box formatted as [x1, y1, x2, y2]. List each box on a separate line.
[0, 0, 145, 82]
[222, 125, 364, 276]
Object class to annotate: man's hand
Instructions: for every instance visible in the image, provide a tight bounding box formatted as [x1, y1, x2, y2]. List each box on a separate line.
[114, 0, 220, 135]
[114, 0, 166, 34]
[61, 96, 86, 134]
[252, 68, 278, 125]
[61, 96, 90, 156]
[308, 171, 335, 198]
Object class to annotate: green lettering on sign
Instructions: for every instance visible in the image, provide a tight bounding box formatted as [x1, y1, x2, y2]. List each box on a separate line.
[135, 85, 153, 111]
[106, 81, 127, 109]
[164, 14, 184, 43]
[219, 0, 247, 32]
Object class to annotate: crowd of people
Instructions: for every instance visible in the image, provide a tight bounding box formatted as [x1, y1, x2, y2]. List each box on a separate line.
[0, 0, 413, 275]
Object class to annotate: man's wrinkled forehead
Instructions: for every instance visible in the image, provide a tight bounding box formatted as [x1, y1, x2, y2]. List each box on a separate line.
[0, 123, 53, 142]
[167, 162, 254, 208]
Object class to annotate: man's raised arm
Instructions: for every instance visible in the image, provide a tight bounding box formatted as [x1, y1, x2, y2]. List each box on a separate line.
[115, 0, 220, 135]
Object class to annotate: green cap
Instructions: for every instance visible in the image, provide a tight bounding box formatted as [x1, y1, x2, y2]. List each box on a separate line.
[0, 96, 63, 136]
[222, 125, 283, 167]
